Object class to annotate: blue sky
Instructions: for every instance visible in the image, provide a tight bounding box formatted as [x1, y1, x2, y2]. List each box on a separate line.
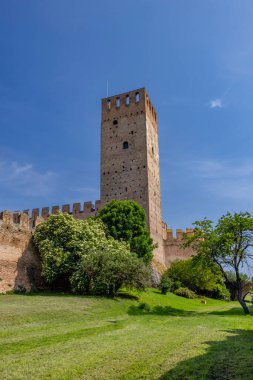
[1, 0, 253, 231]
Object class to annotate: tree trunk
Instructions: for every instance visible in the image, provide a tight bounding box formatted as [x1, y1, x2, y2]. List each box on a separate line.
[238, 297, 250, 314]
[237, 288, 250, 314]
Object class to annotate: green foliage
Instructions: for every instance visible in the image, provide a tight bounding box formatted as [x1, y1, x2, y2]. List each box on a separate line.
[98, 200, 154, 263]
[138, 302, 151, 312]
[164, 258, 227, 299]
[159, 275, 172, 295]
[33, 213, 108, 285]
[174, 287, 197, 299]
[184, 212, 253, 313]
[70, 244, 150, 296]
[34, 213, 149, 295]
[225, 271, 251, 284]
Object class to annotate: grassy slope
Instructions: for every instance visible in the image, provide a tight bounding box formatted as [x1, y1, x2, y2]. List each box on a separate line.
[0, 290, 252, 380]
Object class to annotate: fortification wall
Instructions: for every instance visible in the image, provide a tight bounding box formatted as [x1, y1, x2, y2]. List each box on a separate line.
[0, 200, 104, 293]
[0, 203, 195, 293]
[20, 199, 103, 226]
[163, 228, 195, 267]
[0, 211, 43, 293]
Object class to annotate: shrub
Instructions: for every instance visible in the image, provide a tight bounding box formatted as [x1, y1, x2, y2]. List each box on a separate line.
[138, 302, 151, 312]
[98, 200, 154, 263]
[33, 213, 108, 286]
[164, 258, 227, 299]
[174, 287, 197, 299]
[70, 243, 150, 296]
[34, 213, 150, 296]
[159, 275, 172, 295]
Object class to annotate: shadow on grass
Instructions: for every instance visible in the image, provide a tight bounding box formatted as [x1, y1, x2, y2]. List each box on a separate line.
[128, 305, 196, 316]
[208, 306, 253, 316]
[160, 329, 253, 380]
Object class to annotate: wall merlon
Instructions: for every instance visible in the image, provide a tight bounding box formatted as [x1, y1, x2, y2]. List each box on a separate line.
[62, 204, 70, 214]
[73, 203, 81, 214]
[42, 207, 50, 219]
[32, 208, 40, 221]
[20, 213, 30, 229]
[52, 206, 60, 215]
[166, 229, 173, 239]
[84, 201, 93, 213]
[0, 211, 13, 225]
[176, 229, 184, 239]
[95, 200, 102, 211]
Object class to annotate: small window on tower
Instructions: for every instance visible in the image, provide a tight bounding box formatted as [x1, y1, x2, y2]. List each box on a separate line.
[113, 120, 118, 125]
[135, 92, 140, 103]
[126, 95, 130, 106]
[152, 147, 154, 155]
[123, 141, 129, 149]
[107, 99, 111, 110]
[116, 97, 120, 108]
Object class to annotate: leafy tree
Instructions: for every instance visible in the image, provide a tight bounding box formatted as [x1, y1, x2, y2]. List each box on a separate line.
[98, 200, 154, 263]
[34, 213, 150, 295]
[184, 212, 253, 314]
[163, 258, 228, 300]
[70, 244, 150, 296]
[33, 213, 109, 286]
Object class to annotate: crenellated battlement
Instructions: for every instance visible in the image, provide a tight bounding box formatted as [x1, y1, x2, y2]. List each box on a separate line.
[32, 199, 103, 221]
[0, 200, 104, 231]
[165, 228, 194, 241]
[0, 210, 32, 231]
[101, 87, 157, 126]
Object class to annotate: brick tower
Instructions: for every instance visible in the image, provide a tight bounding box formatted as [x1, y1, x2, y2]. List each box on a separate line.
[100, 88, 164, 262]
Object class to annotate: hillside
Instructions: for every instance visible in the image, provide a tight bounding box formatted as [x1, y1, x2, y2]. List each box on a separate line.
[0, 290, 252, 380]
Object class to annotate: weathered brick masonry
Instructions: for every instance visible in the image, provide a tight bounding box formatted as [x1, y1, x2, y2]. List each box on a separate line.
[0, 88, 194, 292]
[0, 212, 43, 293]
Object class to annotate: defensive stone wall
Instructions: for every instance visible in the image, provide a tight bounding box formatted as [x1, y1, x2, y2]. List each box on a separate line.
[163, 228, 195, 266]
[0, 200, 104, 293]
[17, 200, 103, 226]
[0, 206, 195, 293]
[0, 211, 43, 293]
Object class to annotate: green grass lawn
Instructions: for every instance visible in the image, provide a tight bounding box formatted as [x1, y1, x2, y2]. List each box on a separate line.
[0, 290, 253, 380]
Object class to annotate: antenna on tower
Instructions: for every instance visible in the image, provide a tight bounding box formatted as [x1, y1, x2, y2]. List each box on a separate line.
[106, 80, 109, 98]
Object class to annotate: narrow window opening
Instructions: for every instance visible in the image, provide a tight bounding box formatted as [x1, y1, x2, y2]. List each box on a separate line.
[123, 141, 129, 149]
[113, 119, 118, 125]
[152, 147, 154, 155]
[135, 92, 140, 103]
[126, 95, 130, 106]
[125, 187, 128, 192]
[107, 99, 111, 110]
[116, 97, 120, 108]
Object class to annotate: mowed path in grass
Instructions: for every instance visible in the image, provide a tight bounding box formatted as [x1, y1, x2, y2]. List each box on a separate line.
[0, 290, 253, 380]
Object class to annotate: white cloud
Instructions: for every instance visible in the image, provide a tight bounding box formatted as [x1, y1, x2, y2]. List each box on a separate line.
[209, 98, 223, 109]
[0, 160, 57, 197]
